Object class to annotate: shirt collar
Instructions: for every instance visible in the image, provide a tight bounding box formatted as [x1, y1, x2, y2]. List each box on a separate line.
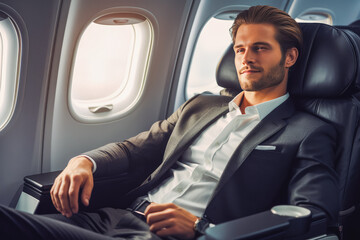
[229, 92, 289, 120]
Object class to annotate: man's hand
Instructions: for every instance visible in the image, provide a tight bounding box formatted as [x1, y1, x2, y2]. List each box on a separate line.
[50, 156, 94, 218]
[144, 203, 198, 239]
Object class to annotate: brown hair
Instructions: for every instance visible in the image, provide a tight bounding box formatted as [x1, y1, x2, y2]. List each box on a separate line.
[231, 5, 303, 55]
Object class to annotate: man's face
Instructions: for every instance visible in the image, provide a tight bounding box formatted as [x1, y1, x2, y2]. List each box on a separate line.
[233, 24, 286, 92]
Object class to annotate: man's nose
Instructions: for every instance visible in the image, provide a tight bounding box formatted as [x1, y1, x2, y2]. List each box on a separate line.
[242, 49, 255, 65]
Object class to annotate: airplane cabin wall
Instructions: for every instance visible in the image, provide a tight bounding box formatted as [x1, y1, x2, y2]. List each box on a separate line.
[43, 0, 195, 173]
[0, 0, 65, 205]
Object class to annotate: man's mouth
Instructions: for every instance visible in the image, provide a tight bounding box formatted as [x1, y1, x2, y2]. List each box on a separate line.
[241, 69, 261, 74]
[239, 66, 262, 75]
[240, 68, 261, 74]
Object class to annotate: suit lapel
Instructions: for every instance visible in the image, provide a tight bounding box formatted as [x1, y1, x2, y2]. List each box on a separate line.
[150, 100, 230, 181]
[210, 98, 295, 199]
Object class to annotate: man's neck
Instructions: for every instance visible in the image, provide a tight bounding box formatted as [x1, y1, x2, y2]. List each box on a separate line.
[238, 88, 287, 114]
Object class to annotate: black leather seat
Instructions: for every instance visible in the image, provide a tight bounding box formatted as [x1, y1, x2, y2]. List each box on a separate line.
[216, 23, 360, 239]
[337, 20, 360, 37]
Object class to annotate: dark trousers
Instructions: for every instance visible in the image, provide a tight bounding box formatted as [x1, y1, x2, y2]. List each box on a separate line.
[0, 204, 162, 240]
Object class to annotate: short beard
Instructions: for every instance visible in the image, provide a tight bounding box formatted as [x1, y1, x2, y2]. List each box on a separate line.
[239, 57, 286, 91]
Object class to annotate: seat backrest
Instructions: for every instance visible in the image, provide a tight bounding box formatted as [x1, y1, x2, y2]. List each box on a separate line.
[216, 23, 360, 239]
[337, 20, 360, 37]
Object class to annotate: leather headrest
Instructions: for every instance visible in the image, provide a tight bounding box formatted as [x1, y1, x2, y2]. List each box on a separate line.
[216, 23, 360, 97]
[216, 44, 239, 92]
[290, 23, 360, 97]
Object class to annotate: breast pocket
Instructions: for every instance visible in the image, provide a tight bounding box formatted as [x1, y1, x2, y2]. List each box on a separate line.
[251, 144, 283, 158]
[244, 146, 293, 180]
[245, 144, 294, 175]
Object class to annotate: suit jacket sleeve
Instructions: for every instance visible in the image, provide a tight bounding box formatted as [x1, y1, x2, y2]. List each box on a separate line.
[288, 122, 339, 226]
[82, 96, 198, 179]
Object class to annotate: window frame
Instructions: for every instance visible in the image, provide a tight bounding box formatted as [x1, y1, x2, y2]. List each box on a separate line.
[0, 13, 20, 131]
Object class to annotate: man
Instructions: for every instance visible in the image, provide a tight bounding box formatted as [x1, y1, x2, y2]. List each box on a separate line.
[0, 5, 339, 240]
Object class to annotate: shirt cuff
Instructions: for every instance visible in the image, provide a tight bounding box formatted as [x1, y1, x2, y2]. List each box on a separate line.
[78, 155, 97, 173]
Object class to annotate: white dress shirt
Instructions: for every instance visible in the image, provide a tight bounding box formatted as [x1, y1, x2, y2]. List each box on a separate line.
[147, 92, 289, 216]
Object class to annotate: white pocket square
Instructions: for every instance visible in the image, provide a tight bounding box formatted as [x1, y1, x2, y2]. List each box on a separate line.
[255, 145, 276, 150]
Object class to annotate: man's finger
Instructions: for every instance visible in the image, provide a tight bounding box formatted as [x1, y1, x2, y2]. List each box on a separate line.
[68, 176, 81, 214]
[58, 176, 72, 217]
[146, 211, 167, 226]
[146, 208, 175, 226]
[144, 203, 176, 216]
[149, 218, 174, 233]
[81, 177, 93, 207]
[50, 178, 61, 212]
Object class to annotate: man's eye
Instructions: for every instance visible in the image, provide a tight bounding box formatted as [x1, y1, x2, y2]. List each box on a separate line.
[255, 46, 266, 51]
[236, 48, 245, 53]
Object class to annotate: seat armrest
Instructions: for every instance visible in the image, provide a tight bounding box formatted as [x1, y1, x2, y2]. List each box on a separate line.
[198, 206, 329, 240]
[16, 171, 61, 214]
[16, 171, 138, 214]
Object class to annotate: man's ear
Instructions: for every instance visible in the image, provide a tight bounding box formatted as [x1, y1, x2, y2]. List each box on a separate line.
[285, 47, 299, 68]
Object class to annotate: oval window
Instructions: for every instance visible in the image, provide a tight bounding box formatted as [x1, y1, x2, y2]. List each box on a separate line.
[69, 13, 153, 123]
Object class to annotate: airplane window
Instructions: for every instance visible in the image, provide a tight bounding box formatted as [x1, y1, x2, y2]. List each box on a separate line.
[186, 17, 233, 99]
[71, 23, 133, 101]
[0, 13, 20, 131]
[70, 13, 153, 123]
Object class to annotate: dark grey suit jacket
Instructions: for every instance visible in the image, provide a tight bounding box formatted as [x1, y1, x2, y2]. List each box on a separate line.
[85, 94, 339, 225]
